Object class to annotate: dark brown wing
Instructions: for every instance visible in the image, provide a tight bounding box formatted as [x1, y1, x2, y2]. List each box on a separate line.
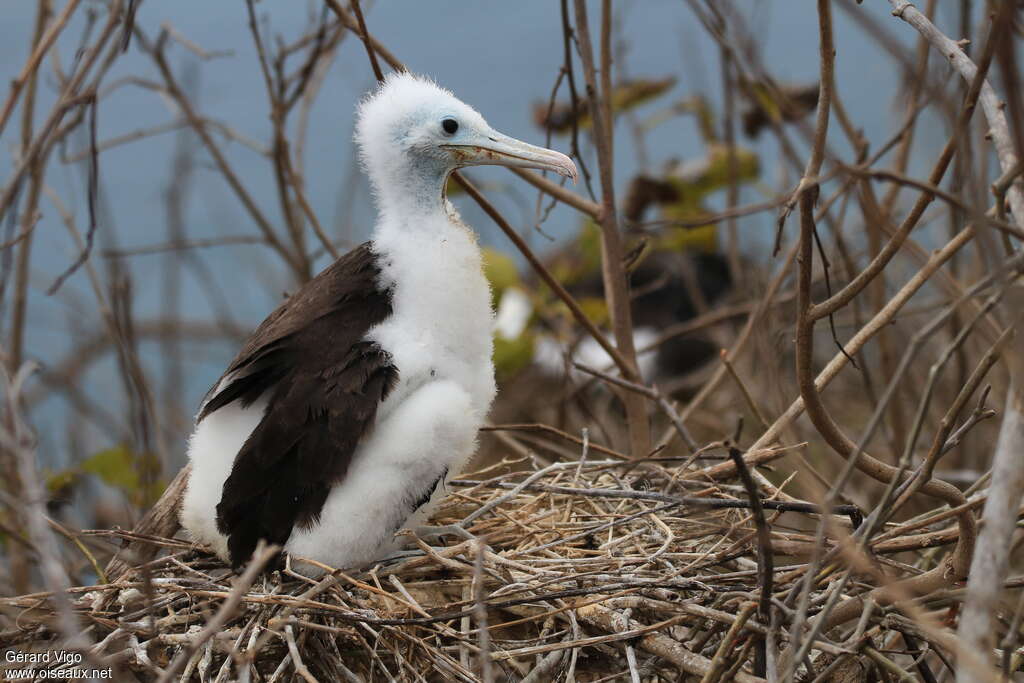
[202, 242, 399, 568]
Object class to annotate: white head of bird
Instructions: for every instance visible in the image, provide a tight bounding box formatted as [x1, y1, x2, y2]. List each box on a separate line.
[355, 72, 577, 216]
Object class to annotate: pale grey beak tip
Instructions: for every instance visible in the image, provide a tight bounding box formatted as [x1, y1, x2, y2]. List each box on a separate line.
[558, 154, 580, 185]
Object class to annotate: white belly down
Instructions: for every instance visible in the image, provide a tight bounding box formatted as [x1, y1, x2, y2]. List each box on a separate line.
[286, 379, 479, 573]
[180, 379, 483, 575]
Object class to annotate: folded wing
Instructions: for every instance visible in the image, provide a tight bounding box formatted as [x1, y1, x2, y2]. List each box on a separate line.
[199, 242, 398, 567]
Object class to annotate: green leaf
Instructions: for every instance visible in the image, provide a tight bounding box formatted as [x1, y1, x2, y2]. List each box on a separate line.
[45, 468, 80, 496]
[482, 248, 521, 305]
[537, 77, 676, 133]
[80, 445, 165, 505]
[81, 446, 139, 491]
[493, 333, 536, 383]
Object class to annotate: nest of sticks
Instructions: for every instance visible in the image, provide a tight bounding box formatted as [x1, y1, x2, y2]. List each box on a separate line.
[1, 440, 981, 682]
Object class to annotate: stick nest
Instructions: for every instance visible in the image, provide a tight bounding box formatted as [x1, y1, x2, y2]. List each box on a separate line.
[1, 447, 963, 682]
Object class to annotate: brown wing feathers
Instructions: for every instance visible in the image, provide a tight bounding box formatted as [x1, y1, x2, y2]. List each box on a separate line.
[203, 243, 398, 568]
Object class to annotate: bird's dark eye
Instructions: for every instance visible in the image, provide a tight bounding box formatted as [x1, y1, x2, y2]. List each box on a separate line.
[442, 118, 459, 135]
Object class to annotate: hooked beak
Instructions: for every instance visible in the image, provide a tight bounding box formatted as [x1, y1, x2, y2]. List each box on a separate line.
[442, 131, 578, 183]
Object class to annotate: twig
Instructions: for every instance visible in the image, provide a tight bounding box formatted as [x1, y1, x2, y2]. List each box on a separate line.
[449, 478, 863, 528]
[0, 364, 90, 651]
[156, 542, 278, 683]
[889, 0, 1024, 223]
[728, 445, 773, 677]
[350, 0, 383, 82]
[284, 624, 318, 683]
[471, 540, 495, 683]
[573, 362, 698, 453]
[0, 0, 82, 139]
[572, 0, 650, 459]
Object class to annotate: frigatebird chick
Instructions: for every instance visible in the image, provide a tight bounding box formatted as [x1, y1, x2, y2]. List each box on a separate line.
[180, 72, 577, 574]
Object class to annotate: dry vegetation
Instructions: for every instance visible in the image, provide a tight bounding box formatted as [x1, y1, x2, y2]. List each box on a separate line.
[2, 0, 1024, 681]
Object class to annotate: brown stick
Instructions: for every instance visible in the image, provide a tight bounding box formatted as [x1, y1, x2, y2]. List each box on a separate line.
[104, 465, 191, 581]
[5, 0, 53, 596]
[145, 31, 304, 278]
[0, 0, 81, 139]
[572, 0, 651, 457]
